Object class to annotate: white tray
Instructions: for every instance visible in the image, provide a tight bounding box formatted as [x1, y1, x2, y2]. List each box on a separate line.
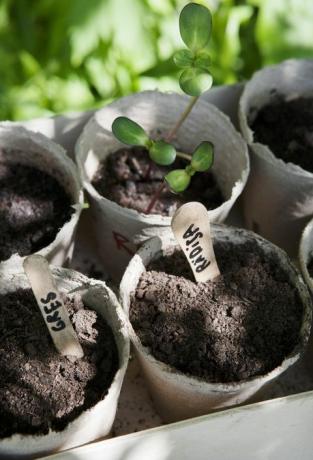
[13, 85, 313, 459]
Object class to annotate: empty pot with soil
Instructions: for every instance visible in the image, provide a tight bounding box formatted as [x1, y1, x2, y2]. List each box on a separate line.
[75, 90, 249, 280]
[239, 59, 313, 256]
[0, 267, 129, 459]
[120, 225, 311, 422]
[0, 124, 84, 271]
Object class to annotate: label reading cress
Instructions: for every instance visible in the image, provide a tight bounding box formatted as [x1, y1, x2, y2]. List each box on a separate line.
[40, 291, 66, 332]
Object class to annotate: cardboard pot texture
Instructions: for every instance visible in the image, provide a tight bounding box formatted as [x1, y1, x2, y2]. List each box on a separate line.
[75, 91, 249, 281]
[239, 59, 313, 257]
[0, 124, 84, 272]
[0, 267, 130, 459]
[120, 225, 312, 423]
[299, 218, 313, 374]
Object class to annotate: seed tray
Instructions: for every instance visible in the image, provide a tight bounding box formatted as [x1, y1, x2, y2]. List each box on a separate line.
[14, 84, 313, 459]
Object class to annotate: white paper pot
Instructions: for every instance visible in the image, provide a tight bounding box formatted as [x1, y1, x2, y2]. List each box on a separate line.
[0, 124, 84, 272]
[76, 90, 249, 281]
[299, 218, 313, 376]
[299, 217, 313, 295]
[120, 225, 312, 423]
[239, 59, 313, 257]
[0, 267, 130, 459]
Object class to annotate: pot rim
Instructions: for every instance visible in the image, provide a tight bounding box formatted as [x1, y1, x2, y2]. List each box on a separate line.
[75, 90, 249, 225]
[120, 223, 312, 394]
[299, 217, 313, 294]
[0, 124, 84, 269]
[238, 58, 313, 178]
[0, 266, 130, 450]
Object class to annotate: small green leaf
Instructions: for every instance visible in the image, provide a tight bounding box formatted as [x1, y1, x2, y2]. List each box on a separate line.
[173, 49, 194, 68]
[179, 68, 213, 96]
[191, 141, 214, 172]
[149, 140, 176, 166]
[194, 50, 211, 71]
[179, 3, 212, 52]
[165, 169, 191, 192]
[112, 117, 149, 146]
[185, 164, 195, 176]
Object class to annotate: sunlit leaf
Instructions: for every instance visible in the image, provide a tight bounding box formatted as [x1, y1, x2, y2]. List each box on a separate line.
[19, 51, 41, 78]
[149, 140, 176, 165]
[194, 49, 211, 71]
[179, 68, 213, 96]
[173, 49, 194, 68]
[112, 117, 149, 146]
[179, 3, 212, 52]
[255, 0, 313, 63]
[165, 169, 191, 192]
[191, 142, 214, 172]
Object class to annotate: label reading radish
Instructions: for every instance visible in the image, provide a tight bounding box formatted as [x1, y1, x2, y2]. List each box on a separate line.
[171, 202, 220, 283]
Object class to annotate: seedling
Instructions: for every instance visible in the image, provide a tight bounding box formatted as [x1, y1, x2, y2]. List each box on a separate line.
[112, 3, 214, 214]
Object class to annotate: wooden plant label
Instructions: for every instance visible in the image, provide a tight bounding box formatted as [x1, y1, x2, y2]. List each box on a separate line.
[171, 202, 220, 283]
[23, 254, 84, 360]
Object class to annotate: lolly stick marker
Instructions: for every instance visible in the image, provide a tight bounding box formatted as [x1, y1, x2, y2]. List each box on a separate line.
[171, 202, 220, 282]
[23, 254, 84, 360]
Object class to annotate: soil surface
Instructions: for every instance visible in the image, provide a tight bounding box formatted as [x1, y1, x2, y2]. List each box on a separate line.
[92, 146, 224, 215]
[0, 159, 74, 261]
[250, 96, 313, 172]
[130, 240, 303, 383]
[0, 289, 119, 438]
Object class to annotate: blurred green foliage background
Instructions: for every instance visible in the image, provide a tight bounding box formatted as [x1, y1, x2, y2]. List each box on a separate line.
[1, 0, 313, 120]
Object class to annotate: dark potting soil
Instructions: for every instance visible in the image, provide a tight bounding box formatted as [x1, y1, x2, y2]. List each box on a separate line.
[0, 289, 119, 438]
[0, 159, 74, 261]
[92, 146, 224, 215]
[130, 240, 303, 383]
[250, 96, 313, 173]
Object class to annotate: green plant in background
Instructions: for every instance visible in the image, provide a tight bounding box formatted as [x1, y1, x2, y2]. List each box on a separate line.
[1, 0, 313, 121]
[112, 3, 214, 214]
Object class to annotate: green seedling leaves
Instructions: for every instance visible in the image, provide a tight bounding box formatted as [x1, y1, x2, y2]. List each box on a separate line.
[166, 141, 215, 193]
[191, 141, 214, 171]
[194, 50, 211, 71]
[175, 3, 213, 97]
[174, 49, 211, 73]
[185, 164, 196, 176]
[165, 169, 191, 192]
[112, 117, 177, 166]
[149, 140, 177, 166]
[173, 49, 194, 68]
[109, 4, 217, 214]
[112, 116, 149, 146]
[179, 68, 213, 96]
[112, 116, 177, 166]
[179, 3, 212, 52]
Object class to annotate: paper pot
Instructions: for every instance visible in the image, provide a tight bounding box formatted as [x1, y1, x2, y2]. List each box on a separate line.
[239, 59, 313, 257]
[299, 217, 313, 295]
[75, 90, 249, 280]
[299, 218, 313, 372]
[120, 225, 312, 423]
[0, 267, 129, 459]
[0, 124, 84, 272]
